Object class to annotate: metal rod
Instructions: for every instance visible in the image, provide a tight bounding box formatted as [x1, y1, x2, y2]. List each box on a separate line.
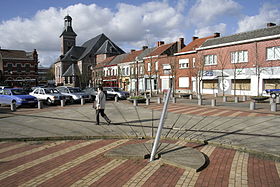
[150, 88, 172, 161]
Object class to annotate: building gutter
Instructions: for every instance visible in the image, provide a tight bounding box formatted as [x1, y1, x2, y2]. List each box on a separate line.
[197, 34, 280, 50]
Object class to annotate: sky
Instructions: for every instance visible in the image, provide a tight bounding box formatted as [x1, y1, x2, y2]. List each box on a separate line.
[0, 0, 280, 67]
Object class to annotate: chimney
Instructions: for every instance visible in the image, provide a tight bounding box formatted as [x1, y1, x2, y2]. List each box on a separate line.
[192, 36, 199, 41]
[267, 22, 276, 27]
[157, 41, 164, 47]
[131, 49, 135, 53]
[177, 37, 185, 52]
[142, 46, 148, 50]
[214, 32, 220, 38]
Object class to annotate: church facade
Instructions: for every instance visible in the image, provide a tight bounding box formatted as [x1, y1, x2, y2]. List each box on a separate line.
[54, 15, 125, 87]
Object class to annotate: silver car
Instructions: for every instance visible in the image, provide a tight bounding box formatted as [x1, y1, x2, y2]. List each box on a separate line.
[30, 87, 70, 105]
[56, 86, 91, 103]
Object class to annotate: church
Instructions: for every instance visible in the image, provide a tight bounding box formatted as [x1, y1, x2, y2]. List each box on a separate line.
[54, 15, 125, 87]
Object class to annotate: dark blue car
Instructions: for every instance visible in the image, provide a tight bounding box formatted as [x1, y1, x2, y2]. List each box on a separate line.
[0, 88, 38, 107]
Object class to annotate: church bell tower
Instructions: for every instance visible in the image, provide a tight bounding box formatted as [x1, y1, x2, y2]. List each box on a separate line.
[60, 15, 77, 55]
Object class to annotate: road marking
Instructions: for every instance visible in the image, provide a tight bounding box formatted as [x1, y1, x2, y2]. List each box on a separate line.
[71, 159, 127, 187]
[20, 140, 129, 187]
[228, 111, 243, 117]
[0, 141, 66, 162]
[182, 108, 207, 114]
[276, 162, 280, 178]
[228, 152, 249, 187]
[123, 160, 162, 187]
[0, 143, 27, 154]
[0, 140, 100, 181]
[210, 110, 231, 117]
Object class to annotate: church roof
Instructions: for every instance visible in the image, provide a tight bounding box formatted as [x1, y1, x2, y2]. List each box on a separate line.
[60, 33, 125, 62]
[60, 26, 77, 37]
[62, 63, 81, 77]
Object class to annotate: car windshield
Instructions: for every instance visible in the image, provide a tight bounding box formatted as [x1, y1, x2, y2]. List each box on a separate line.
[112, 88, 122, 91]
[11, 89, 28, 95]
[69, 88, 82, 93]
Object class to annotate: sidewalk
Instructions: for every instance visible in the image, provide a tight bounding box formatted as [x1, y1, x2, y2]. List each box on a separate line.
[0, 100, 280, 186]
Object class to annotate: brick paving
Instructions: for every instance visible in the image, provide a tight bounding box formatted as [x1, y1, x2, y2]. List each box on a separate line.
[0, 139, 279, 187]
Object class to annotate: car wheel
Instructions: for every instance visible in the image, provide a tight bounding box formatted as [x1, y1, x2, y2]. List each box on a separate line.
[70, 98, 75, 104]
[271, 93, 277, 99]
[47, 98, 52, 105]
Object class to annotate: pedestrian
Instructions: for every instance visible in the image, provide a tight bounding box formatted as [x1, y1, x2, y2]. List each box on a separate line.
[94, 85, 111, 125]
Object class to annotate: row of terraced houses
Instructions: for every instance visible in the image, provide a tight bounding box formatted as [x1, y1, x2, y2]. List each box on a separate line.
[53, 16, 280, 96]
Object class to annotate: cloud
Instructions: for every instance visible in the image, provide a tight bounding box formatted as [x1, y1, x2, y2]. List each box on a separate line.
[0, 1, 186, 67]
[194, 23, 226, 37]
[236, 3, 280, 33]
[188, 0, 241, 27]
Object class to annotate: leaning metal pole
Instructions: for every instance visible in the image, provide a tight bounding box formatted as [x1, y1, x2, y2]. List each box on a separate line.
[150, 87, 172, 161]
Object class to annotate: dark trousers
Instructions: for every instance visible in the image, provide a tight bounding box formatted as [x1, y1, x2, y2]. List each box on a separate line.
[96, 109, 110, 124]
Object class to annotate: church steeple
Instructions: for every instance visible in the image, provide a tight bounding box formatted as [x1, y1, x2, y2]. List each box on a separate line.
[60, 15, 77, 55]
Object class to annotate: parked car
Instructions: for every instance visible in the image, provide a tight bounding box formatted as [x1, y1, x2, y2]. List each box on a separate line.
[103, 87, 130, 99]
[30, 87, 71, 105]
[264, 89, 280, 98]
[82, 87, 97, 101]
[56, 86, 91, 103]
[0, 88, 38, 107]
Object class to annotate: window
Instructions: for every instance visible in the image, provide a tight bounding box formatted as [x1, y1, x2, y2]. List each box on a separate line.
[231, 50, 248, 63]
[155, 61, 158, 71]
[7, 64, 13, 72]
[204, 55, 217, 65]
[203, 80, 218, 89]
[126, 67, 129, 75]
[193, 58, 196, 67]
[131, 67, 134, 75]
[267, 46, 280, 60]
[179, 59, 189, 69]
[264, 79, 280, 89]
[16, 64, 22, 72]
[140, 66, 143, 74]
[163, 64, 171, 74]
[179, 77, 189, 88]
[232, 79, 250, 90]
[25, 64, 30, 72]
[147, 63, 151, 72]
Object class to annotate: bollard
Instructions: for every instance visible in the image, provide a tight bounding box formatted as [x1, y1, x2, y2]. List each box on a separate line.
[214, 93, 218, 98]
[172, 97, 176, 103]
[234, 96, 239, 103]
[276, 96, 280, 104]
[223, 96, 227, 102]
[81, 98, 85, 105]
[133, 99, 138, 106]
[189, 94, 193, 100]
[271, 102, 277, 112]
[198, 99, 202, 105]
[197, 94, 202, 100]
[115, 96, 118, 102]
[38, 100, 43, 109]
[60, 99, 65, 107]
[211, 99, 216, 107]
[146, 98, 150, 105]
[242, 95, 247, 102]
[10, 101, 16, 112]
[157, 97, 162, 104]
[250, 101, 256, 110]
[270, 98, 274, 104]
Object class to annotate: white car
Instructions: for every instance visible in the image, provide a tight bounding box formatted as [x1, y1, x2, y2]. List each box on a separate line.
[56, 86, 91, 103]
[30, 87, 69, 105]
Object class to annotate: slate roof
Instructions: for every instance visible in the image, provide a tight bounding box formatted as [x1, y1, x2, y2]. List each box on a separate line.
[136, 47, 156, 61]
[0, 49, 33, 60]
[107, 53, 129, 66]
[94, 56, 116, 69]
[60, 26, 77, 37]
[62, 63, 81, 76]
[60, 33, 125, 62]
[201, 25, 280, 48]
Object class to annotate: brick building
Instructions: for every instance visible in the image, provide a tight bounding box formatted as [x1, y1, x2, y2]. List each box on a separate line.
[0, 48, 39, 87]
